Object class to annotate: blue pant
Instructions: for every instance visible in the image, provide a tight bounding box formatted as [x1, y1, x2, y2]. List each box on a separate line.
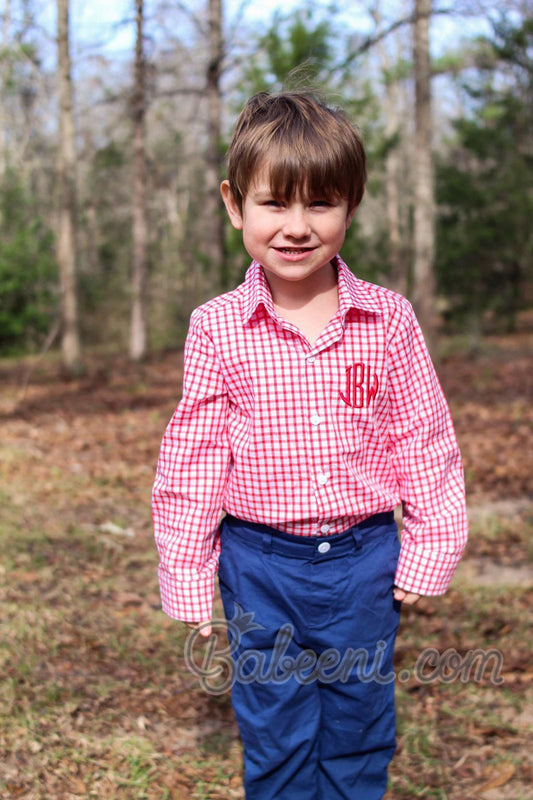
[217, 511, 402, 800]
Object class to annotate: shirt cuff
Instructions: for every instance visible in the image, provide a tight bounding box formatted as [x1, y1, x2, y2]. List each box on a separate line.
[158, 566, 215, 623]
[394, 542, 465, 596]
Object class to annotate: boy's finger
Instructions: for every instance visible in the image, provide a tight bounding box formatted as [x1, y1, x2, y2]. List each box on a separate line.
[185, 621, 213, 636]
[393, 587, 421, 605]
[403, 594, 421, 605]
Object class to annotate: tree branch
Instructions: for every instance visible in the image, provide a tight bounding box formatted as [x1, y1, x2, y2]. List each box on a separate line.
[335, 6, 454, 72]
[156, 0, 205, 36]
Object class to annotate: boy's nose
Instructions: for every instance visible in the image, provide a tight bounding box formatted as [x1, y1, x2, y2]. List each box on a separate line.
[282, 208, 311, 238]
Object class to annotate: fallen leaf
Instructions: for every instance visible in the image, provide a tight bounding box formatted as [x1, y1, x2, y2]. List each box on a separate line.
[68, 779, 88, 794]
[5, 784, 26, 796]
[477, 760, 516, 792]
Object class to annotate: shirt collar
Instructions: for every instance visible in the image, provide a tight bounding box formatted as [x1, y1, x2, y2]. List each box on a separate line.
[241, 254, 382, 327]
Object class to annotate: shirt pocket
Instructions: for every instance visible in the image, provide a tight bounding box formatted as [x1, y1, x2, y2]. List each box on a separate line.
[333, 395, 388, 460]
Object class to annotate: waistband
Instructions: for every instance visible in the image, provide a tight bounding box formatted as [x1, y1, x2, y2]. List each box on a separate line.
[221, 511, 396, 560]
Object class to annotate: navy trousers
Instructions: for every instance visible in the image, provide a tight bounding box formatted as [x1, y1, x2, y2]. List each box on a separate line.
[217, 511, 403, 800]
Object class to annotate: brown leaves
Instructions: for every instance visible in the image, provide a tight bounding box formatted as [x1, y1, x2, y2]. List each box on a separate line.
[0, 337, 531, 799]
[438, 335, 533, 503]
[476, 760, 516, 793]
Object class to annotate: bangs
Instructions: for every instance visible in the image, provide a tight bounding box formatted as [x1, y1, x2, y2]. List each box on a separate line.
[227, 92, 367, 211]
[262, 141, 349, 205]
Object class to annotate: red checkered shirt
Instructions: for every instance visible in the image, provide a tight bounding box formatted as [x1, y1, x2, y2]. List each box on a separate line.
[152, 255, 468, 622]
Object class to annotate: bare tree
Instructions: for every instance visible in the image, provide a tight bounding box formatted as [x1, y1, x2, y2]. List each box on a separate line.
[412, 0, 437, 356]
[371, 2, 406, 296]
[0, 0, 11, 180]
[56, 0, 83, 375]
[204, 0, 225, 294]
[130, 0, 149, 360]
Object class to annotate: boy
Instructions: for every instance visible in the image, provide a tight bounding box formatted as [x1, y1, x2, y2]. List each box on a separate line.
[152, 91, 468, 799]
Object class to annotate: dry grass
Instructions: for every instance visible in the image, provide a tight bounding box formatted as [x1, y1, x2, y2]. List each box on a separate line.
[1, 332, 532, 798]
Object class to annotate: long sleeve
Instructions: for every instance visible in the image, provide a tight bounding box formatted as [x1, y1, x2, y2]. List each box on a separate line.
[387, 301, 468, 595]
[152, 313, 233, 622]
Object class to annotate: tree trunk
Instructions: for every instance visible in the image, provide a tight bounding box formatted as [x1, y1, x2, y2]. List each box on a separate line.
[81, 128, 99, 277]
[130, 0, 148, 361]
[372, 3, 406, 296]
[204, 0, 225, 294]
[0, 0, 11, 180]
[384, 79, 406, 295]
[56, 0, 83, 375]
[412, 0, 437, 357]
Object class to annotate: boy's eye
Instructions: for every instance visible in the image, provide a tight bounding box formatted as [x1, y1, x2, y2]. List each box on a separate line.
[263, 199, 283, 207]
[310, 200, 331, 207]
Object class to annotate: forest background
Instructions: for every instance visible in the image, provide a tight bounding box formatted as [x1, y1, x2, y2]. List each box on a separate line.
[0, 1, 532, 799]
[1, 0, 531, 364]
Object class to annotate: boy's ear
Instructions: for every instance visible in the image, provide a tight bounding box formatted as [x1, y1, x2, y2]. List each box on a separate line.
[345, 204, 358, 229]
[220, 180, 243, 230]
[345, 187, 364, 229]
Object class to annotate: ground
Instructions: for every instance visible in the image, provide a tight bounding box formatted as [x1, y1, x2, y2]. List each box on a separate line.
[0, 324, 531, 800]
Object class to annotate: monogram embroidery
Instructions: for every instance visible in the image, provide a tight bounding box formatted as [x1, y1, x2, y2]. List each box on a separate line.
[339, 363, 379, 409]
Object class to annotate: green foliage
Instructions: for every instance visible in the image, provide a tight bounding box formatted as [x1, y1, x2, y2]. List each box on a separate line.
[340, 217, 388, 284]
[263, 11, 331, 86]
[435, 18, 533, 332]
[432, 52, 466, 77]
[239, 6, 334, 98]
[382, 58, 412, 86]
[78, 138, 134, 348]
[92, 141, 125, 172]
[489, 15, 533, 72]
[0, 173, 57, 354]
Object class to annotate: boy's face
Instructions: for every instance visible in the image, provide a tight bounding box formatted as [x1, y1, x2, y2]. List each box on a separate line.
[221, 164, 357, 292]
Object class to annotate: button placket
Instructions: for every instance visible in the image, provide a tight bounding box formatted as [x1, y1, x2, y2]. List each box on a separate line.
[306, 355, 333, 521]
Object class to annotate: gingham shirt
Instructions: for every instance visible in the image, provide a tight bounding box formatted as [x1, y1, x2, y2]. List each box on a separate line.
[152, 255, 468, 622]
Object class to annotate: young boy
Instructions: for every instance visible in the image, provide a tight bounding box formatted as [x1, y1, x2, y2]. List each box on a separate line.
[152, 91, 468, 799]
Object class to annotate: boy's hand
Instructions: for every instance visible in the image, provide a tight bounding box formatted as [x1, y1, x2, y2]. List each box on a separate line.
[393, 587, 421, 605]
[185, 621, 212, 637]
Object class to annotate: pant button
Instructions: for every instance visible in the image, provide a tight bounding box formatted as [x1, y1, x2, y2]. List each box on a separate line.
[317, 541, 331, 553]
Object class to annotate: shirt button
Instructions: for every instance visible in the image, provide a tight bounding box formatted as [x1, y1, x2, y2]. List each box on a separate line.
[318, 542, 331, 553]
[317, 473, 328, 486]
[310, 414, 323, 426]
[320, 524, 330, 534]
[307, 356, 316, 363]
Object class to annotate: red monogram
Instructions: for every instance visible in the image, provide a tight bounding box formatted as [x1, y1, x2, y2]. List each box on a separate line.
[340, 363, 379, 408]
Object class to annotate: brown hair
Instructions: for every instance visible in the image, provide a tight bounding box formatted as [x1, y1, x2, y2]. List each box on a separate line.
[226, 91, 367, 212]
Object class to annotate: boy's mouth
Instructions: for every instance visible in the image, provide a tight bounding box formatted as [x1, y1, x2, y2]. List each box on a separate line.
[275, 247, 315, 254]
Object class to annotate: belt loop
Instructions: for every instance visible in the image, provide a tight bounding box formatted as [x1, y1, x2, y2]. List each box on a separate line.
[351, 530, 362, 550]
[262, 532, 272, 554]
